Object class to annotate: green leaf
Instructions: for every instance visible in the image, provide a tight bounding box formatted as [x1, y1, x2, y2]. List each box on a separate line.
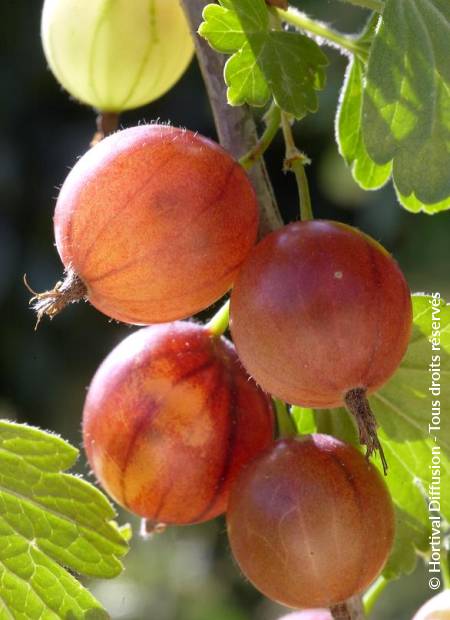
[199, 0, 328, 118]
[337, 57, 392, 190]
[371, 293, 450, 576]
[291, 406, 317, 435]
[336, 15, 392, 190]
[362, 0, 450, 210]
[296, 295, 450, 579]
[198, 4, 245, 54]
[396, 187, 450, 214]
[0, 421, 129, 619]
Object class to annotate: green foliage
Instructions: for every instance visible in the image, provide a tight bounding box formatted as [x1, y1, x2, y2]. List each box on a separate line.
[198, 0, 328, 118]
[292, 294, 450, 579]
[337, 57, 392, 190]
[336, 15, 392, 190]
[0, 421, 129, 619]
[362, 0, 450, 212]
[395, 188, 450, 214]
[201, 0, 450, 211]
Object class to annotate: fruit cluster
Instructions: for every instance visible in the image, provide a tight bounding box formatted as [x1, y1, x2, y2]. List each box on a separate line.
[37, 1, 415, 615]
[34, 119, 410, 612]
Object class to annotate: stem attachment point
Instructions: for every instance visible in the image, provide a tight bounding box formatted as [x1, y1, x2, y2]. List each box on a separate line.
[331, 595, 366, 620]
[25, 268, 88, 329]
[140, 518, 167, 539]
[330, 603, 352, 620]
[91, 111, 120, 146]
[344, 387, 388, 475]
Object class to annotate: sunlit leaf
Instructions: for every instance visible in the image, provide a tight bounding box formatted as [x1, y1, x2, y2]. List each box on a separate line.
[0, 421, 129, 618]
[199, 0, 328, 117]
[337, 56, 392, 190]
[291, 295, 450, 578]
[362, 0, 450, 210]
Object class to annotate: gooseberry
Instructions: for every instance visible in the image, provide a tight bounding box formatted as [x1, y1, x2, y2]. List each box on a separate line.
[412, 590, 450, 620]
[82, 321, 274, 526]
[230, 220, 412, 468]
[32, 124, 258, 325]
[41, 0, 194, 112]
[227, 434, 395, 609]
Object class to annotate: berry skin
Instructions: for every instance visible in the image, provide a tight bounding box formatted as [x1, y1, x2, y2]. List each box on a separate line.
[412, 590, 450, 620]
[82, 321, 274, 526]
[37, 124, 258, 325]
[41, 0, 194, 112]
[230, 220, 412, 408]
[227, 434, 395, 609]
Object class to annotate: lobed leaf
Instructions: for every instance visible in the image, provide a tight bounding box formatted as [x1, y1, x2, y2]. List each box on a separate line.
[0, 421, 129, 619]
[199, 0, 328, 118]
[362, 0, 450, 211]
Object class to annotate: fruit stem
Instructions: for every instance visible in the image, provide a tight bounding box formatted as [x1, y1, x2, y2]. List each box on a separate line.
[344, 387, 388, 475]
[25, 268, 87, 329]
[206, 299, 230, 337]
[274, 399, 297, 438]
[139, 518, 167, 539]
[239, 104, 282, 171]
[280, 111, 314, 221]
[276, 7, 370, 60]
[330, 604, 352, 620]
[331, 596, 366, 620]
[363, 575, 388, 615]
[91, 111, 120, 146]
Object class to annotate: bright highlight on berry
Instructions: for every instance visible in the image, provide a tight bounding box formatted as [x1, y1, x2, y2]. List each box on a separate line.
[31, 124, 259, 325]
[227, 434, 395, 609]
[82, 321, 274, 526]
[41, 0, 194, 112]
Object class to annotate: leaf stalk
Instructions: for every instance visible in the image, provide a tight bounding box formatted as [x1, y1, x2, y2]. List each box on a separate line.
[277, 8, 370, 61]
[206, 299, 230, 337]
[239, 104, 281, 171]
[363, 575, 388, 615]
[280, 111, 313, 221]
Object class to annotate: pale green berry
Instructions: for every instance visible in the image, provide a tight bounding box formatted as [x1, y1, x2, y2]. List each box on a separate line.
[41, 0, 194, 112]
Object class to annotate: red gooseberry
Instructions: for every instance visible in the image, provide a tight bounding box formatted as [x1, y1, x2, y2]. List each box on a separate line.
[227, 434, 395, 609]
[82, 321, 274, 526]
[31, 124, 258, 325]
[230, 220, 412, 469]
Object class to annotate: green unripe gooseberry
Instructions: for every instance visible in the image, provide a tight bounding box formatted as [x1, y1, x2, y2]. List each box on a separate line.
[41, 0, 194, 112]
